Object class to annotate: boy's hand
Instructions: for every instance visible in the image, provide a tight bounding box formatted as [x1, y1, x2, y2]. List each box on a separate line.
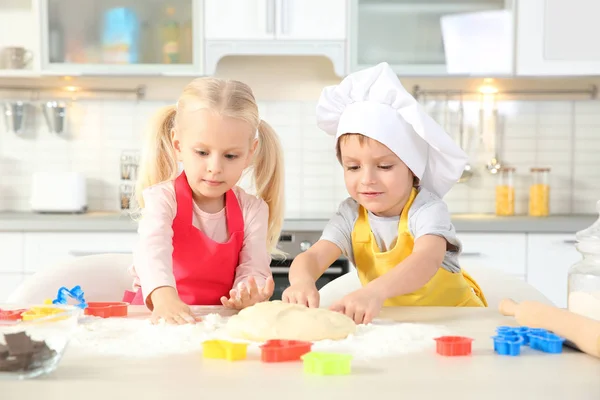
[150, 286, 196, 325]
[329, 286, 385, 324]
[221, 276, 275, 310]
[282, 280, 320, 308]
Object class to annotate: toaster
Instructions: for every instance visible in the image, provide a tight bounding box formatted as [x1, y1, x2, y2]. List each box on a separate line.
[30, 171, 88, 213]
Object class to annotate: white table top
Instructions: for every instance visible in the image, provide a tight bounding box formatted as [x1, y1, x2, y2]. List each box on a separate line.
[3, 306, 600, 399]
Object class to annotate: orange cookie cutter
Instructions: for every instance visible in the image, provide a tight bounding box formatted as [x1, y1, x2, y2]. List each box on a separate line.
[260, 340, 312, 363]
[84, 302, 128, 318]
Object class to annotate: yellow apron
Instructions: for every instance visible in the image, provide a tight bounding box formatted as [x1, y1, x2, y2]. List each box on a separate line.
[351, 188, 487, 307]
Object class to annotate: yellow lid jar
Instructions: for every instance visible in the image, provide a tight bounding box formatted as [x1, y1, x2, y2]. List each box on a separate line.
[495, 167, 515, 216]
[529, 167, 551, 217]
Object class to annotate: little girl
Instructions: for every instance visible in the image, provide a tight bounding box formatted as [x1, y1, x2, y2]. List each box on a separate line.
[123, 77, 285, 325]
[283, 62, 487, 324]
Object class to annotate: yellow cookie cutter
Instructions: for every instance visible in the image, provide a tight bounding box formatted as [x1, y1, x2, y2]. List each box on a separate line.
[202, 340, 248, 361]
[20, 304, 68, 322]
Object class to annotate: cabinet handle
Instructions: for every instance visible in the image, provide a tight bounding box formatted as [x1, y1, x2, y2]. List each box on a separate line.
[460, 252, 482, 257]
[266, 0, 275, 34]
[563, 239, 577, 245]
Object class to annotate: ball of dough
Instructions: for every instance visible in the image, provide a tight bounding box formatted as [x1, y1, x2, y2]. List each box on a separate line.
[226, 300, 356, 342]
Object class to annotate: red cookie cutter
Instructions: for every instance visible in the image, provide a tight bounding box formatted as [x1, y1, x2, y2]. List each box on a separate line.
[84, 302, 128, 318]
[260, 340, 312, 362]
[0, 308, 27, 321]
[434, 336, 474, 356]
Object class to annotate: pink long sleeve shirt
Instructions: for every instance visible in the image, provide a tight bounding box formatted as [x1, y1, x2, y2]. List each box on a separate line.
[129, 181, 272, 304]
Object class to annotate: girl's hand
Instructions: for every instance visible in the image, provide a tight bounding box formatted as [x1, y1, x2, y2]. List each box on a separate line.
[221, 276, 275, 310]
[281, 280, 320, 308]
[329, 287, 385, 325]
[150, 287, 196, 325]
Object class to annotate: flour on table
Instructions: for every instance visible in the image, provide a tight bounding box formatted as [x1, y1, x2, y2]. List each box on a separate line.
[68, 314, 450, 361]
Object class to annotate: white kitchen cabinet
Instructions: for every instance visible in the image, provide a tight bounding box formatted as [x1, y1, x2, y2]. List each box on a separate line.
[203, 0, 347, 76]
[204, 0, 274, 40]
[204, 0, 346, 40]
[0, 0, 42, 78]
[0, 274, 25, 302]
[457, 233, 527, 278]
[349, 0, 511, 75]
[516, 0, 600, 76]
[277, 0, 347, 40]
[527, 234, 581, 308]
[0, 233, 25, 273]
[40, 0, 201, 76]
[23, 232, 138, 273]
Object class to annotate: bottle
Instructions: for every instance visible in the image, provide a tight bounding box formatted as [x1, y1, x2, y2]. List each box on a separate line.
[568, 200, 600, 321]
[161, 7, 181, 64]
[529, 167, 550, 217]
[495, 167, 515, 216]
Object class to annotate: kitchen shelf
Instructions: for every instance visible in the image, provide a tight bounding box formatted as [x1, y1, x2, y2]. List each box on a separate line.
[0, 70, 42, 78]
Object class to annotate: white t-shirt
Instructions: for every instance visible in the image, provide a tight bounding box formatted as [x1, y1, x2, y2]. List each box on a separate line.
[320, 187, 461, 273]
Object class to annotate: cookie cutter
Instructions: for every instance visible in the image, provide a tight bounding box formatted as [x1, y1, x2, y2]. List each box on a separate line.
[0, 308, 27, 321]
[20, 306, 68, 322]
[528, 331, 565, 354]
[492, 335, 524, 356]
[84, 302, 128, 318]
[301, 352, 352, 376]
[260, 340, 312, 363]
[202, 340, 248, 361]
[52, 285, 88, 309]
[434, 336, 474, 356]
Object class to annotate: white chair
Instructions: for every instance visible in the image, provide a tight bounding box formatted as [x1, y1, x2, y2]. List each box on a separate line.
[318, 264, 552, 310]
[7, 253, 134, 304]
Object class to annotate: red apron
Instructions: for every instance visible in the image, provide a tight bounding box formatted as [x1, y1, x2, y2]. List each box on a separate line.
[123, 171, 244, 306]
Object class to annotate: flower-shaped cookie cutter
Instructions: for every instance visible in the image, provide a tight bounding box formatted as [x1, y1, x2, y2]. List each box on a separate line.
[301, 352, 352, 375]
[260, 339, 312, 362]
[84, 302, 129, 318]
[52, 285, 88, 309]
[202, 340, 248, 361]
[434, 336, 474, 356]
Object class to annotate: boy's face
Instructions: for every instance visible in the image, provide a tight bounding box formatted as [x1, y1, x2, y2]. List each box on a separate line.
[339, 134, 414, 217]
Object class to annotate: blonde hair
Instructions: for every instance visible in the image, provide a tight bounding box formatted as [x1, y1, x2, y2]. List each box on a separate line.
[134, 78, 285, 256]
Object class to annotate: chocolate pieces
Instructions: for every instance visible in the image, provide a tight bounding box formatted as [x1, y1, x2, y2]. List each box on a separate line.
[0, 332, 56, 373]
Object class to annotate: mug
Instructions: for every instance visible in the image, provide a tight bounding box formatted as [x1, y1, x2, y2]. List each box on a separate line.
[1, 47, 33, 69]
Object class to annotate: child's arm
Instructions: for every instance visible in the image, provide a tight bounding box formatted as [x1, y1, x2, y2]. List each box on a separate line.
[283, 240, 342, 307]
[133, 184, 194, 323]
[365, 234, 445, 299]
[220, 191, 274, 309]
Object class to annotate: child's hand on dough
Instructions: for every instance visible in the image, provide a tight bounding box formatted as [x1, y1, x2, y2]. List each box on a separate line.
[329, 287, 384, 324]
[221, 276, 275, 310]
[281, 281, 320, 308]
[150, 287, 196, 325]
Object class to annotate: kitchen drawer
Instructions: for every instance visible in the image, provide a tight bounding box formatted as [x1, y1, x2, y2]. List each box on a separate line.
[0, 273, 25, 302]
[24, 232, 138, 273]
[457, 233, 527, 277]
[0, 233, 24, 273]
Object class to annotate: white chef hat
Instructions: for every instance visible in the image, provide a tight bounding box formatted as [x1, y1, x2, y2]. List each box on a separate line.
[316, 62, 467, 198]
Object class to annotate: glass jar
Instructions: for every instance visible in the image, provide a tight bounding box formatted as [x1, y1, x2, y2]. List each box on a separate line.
[529, 167, 550, 217]
[568, 200, 600, 321]
[495, 167, 515, 216]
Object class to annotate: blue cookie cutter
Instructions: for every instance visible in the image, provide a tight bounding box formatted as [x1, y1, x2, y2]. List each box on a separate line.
[528, 331, 565, 354]
[52, 285, 88, 309]
[492, 335, 524, 356]
[494, 326, 565, 355]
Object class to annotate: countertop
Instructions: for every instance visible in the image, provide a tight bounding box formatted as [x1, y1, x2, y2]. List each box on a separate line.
[0, 211, 597, 234]
[4, 306, 599, 399]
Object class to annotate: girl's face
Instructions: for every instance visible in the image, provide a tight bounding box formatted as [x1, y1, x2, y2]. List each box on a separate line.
[172, 109, 257, 202]
[339, 135, 414, 217]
